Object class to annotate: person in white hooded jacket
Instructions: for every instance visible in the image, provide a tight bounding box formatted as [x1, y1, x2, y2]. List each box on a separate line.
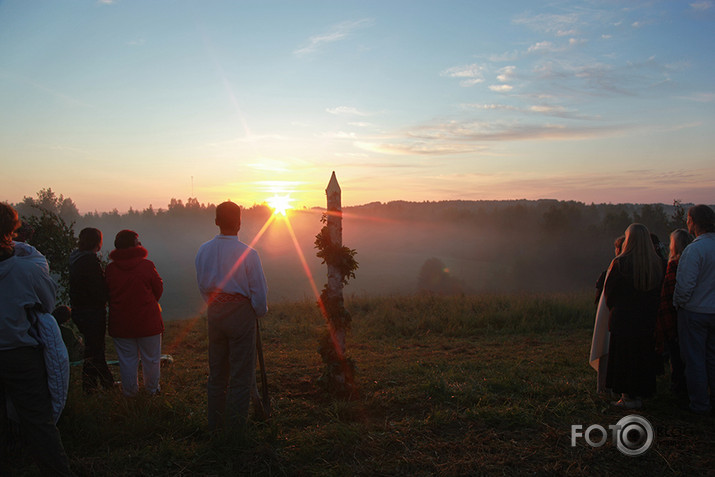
[0, 202, 74, 476]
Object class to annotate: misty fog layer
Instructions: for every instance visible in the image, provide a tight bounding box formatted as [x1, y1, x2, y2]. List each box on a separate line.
[62, 199, 691, 321]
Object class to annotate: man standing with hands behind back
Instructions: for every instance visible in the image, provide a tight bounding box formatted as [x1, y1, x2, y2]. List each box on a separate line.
[674, 204, 715, 415]
[195, 201, 268, 431]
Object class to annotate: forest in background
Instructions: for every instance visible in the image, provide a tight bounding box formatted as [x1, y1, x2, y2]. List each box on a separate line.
[10, 188, 702, 320]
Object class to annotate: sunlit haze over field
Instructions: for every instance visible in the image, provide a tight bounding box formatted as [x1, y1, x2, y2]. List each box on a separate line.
[1, 1, 714, 213]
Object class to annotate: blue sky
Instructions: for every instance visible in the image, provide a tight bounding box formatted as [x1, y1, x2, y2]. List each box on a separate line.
[1, 0, 713, 213]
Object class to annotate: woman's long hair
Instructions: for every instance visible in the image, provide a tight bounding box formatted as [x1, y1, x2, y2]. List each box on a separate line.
[618, 223, 663, 291]
[669, 228, 693, 261]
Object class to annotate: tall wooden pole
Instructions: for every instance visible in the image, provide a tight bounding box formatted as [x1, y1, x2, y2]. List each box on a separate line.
[325, 171, 346, 358]
[315, 171, 357, 395]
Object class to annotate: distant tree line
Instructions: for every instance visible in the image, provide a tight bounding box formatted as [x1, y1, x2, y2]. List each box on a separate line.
[10, 188, 705, 303]
[351, 199, 689, 240]
[10, 188, 274, 303]
[369, 199, 694, 295]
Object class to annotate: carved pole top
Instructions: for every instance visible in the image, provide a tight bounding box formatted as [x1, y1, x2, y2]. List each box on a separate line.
[326, 171, 341, 195]
[326, 171, 342, 212]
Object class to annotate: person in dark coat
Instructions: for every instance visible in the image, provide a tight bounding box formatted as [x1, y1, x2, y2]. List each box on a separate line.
[106, 230, 163, 397]
[69, 227, 114, 393]
[605, 223, 664, 409]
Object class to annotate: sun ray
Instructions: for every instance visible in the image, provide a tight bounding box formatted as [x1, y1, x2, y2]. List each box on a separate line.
[188, 212, 278, 323]
[175, 202, 347, 365]
[283, 214, 346, 361]
[215, 212, 277, 293]
[282, 214, 324, 312]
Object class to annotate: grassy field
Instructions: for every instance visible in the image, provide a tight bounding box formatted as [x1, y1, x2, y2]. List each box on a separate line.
[12, 292, 715, 476]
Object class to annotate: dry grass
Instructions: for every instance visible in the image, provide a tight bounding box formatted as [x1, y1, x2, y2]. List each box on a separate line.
[9, 293, 715, 476]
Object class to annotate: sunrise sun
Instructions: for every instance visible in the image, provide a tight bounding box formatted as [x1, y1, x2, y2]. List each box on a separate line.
[266, 194, 293, 216]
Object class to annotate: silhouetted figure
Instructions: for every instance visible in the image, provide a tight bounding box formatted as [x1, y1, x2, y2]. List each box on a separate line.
[69, 227, 114, 393]
[605, 223, 664, 409]
[195, 201, 268, 430]
[590, 234, 625, 394]
[674, 204, 715, 415]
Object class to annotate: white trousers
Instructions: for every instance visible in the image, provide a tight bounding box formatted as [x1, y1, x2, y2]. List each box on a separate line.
[112, 334, 162, 396]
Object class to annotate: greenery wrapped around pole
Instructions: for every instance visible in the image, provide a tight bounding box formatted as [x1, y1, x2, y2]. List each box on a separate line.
[314, 172, 358, 396]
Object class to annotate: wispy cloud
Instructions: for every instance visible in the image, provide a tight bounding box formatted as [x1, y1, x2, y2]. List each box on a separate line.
[513, 12, 581, 36]
[440, 63, 485, 87]
[530, 58, 674, 97]
[463, 103, 596, 120]
[45, 144, 94, 156]
[527, 41, 558, 54]
[326, 106, 370, 116]
[294, 19, 374, 57]
[315, 131, 357, 139]
[354, 141, 486, 156]
[496, 66, 516, 82]
[405, 119, 625, 143]
[503, 168, 712, 199]
[690, 1, 713, 11]
[351, 117, 628, 160]
[679, 92, 715, 102]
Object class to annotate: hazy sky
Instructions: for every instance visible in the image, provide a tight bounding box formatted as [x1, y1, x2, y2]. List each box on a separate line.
[1, 0, 713, 213]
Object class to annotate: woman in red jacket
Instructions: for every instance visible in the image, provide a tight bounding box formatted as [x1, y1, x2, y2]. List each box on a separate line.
[106, 230, 164, 396]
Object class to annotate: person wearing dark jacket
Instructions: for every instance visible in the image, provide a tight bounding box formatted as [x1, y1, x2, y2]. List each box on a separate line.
[69, 227, 114, 393]
[106, 230, 164, 397]
[605, 223, 664, 409]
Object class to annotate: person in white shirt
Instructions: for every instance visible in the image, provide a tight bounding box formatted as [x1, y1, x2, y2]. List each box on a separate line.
[195, 201, 268, 430]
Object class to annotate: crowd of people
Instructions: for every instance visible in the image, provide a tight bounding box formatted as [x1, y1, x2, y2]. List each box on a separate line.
[590, 205, 715, 412]
[0, 200, 268, 475]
